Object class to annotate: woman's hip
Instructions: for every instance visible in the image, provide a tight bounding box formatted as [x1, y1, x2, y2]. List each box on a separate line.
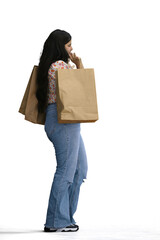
[44, 103, 81, 141]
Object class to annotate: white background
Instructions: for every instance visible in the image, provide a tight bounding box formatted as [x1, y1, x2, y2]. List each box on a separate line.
[0, 0, 160, 236]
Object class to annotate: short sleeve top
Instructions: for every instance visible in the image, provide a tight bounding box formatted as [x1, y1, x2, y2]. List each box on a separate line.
[47, 60, 73, 104]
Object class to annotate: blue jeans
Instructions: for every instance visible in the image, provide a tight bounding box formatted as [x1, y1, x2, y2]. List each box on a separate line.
[44, 103, 88, 228]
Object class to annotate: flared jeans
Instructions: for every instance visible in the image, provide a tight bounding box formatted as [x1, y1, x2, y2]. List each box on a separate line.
[44, 103, 88, 228]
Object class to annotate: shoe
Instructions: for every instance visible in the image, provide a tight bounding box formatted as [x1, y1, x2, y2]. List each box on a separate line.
[44, 224, 79, 232]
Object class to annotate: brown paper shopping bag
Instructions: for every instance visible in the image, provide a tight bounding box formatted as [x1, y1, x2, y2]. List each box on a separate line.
[55, 68, 99, 123]
[18, 65, 46, 125]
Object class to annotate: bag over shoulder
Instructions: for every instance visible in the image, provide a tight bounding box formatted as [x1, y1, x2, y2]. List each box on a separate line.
[55, 68, 99, 123]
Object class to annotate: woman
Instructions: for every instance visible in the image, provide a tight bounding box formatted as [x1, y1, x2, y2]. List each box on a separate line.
[36, 29, 88, 232]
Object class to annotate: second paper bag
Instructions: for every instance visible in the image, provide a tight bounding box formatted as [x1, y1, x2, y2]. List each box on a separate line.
[55, 68, 99, 123]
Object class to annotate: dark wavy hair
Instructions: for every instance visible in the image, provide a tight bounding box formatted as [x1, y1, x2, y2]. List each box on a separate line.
[36, 29, 72, 113]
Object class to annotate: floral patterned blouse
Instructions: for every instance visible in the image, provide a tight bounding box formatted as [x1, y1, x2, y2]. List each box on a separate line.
[47, 60, 73, 104]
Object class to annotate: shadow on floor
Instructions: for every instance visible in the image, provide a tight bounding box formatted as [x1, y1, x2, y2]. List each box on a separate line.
[0, 229, 43, 234]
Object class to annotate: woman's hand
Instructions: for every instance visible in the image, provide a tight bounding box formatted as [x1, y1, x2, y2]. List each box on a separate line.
[69, 52, 81, 68]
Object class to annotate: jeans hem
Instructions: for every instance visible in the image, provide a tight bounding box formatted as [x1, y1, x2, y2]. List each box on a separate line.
[44, 222, 72, 229]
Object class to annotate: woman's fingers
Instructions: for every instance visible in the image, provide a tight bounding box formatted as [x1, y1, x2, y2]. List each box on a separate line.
[69, 52, 74, 60]
[69, 52, 80, 66]
[71, 52, 78, 59]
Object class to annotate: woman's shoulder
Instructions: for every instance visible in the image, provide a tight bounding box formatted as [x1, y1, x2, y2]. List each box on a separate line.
[51, 60, 69, 69]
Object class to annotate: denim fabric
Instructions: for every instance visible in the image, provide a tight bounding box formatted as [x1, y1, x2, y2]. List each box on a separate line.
[44, 103, 88, 229]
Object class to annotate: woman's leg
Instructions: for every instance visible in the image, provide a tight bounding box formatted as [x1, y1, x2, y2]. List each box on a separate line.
[44, 109, 81, 229]
[68, 134, 88, 224]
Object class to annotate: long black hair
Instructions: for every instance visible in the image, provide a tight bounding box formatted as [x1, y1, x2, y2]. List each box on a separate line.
[36, 29, 72, 113]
